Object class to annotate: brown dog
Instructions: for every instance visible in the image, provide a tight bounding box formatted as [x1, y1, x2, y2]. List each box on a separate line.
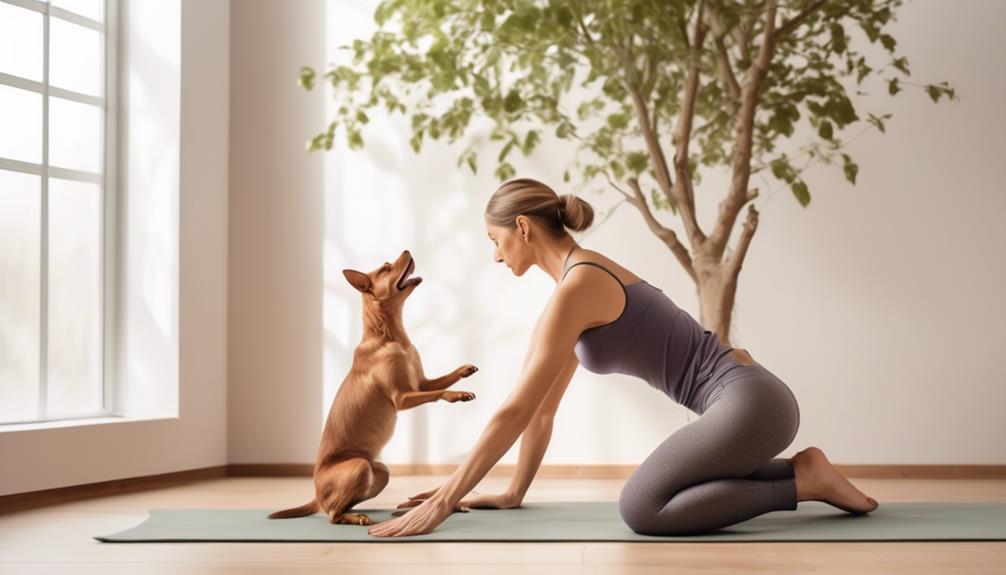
[268, 250, 479, 525]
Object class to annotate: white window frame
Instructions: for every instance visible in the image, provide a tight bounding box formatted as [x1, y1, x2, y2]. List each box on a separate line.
[0, 0, 119, 425]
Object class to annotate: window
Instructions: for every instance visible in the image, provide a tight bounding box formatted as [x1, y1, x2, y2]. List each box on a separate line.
[1, 0, 117, 425]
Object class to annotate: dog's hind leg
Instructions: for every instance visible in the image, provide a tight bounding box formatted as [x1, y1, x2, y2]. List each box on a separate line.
[318, 458, 379, 526]
[363, 460, 390, 500]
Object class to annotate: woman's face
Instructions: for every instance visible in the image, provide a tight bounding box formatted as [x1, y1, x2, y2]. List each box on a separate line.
[486, 217, 530, 276]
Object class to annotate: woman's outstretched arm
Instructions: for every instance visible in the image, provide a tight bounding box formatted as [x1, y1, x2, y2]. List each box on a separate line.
[433, 293, 589, 512]
[368, 275, 599, 537]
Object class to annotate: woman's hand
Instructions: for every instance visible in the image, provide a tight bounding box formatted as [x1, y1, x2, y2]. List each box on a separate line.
[458, 491, 522, 509]
[368, 495, 455, 538]
[395, 485, 443, 509]
[398, 489, 522, 510]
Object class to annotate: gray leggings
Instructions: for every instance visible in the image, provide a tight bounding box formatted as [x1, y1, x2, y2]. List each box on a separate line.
[618, 363, 801, 535]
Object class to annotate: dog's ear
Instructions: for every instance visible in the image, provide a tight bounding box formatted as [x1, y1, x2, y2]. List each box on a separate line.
[343, 269, 371, 293]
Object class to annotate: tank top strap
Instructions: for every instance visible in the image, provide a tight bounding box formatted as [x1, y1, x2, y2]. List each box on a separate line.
[560, 261, 626, 287]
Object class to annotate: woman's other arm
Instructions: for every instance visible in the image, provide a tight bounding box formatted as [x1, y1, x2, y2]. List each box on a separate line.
[505, 351, 578, 503]
[432, 279, 597, 512]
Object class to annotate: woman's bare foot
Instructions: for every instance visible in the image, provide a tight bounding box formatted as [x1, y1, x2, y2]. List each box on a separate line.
[791, 446, 879, 514]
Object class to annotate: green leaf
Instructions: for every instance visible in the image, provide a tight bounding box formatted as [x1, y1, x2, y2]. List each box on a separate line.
[867, 113, 886, 134]
[829, 23, 846, 55]
[479, 10, 495, 30]
[522, 130, 540, 155]
[356, 110, 369, 124]
[498, 139, 515, 162]
[841, 153, 858, 185]
[879, 34, 896, 52]
[856, 61, 872, 85]
[926, 84, 941, 102]
[892, 56, 910, 75]
[626, 151, 649, 175]
[503, 89, 523, 113]
[791, 180, 811, 207]
[818, 120, 834, 140]
[347, 129, 364, 150]
[770, 157, 795, 183]
[888, 78, 901, 96]
[494, 162, 516, 181]
[298, 66, 316, 91]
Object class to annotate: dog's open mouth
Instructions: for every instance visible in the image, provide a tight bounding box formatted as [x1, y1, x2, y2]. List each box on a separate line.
[396, 257, 423, 290]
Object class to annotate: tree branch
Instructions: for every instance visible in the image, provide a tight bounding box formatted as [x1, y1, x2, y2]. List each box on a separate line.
[735, 0, 766, 65]
[725, 203, 760, 279]
[626, 80, 675, 212]
[707, 0, 777, 259]
[670, 0, 709, 247]
[772, 0, 829, 43]
[627, 177, 697, 282]
[704, 1, 741, 116]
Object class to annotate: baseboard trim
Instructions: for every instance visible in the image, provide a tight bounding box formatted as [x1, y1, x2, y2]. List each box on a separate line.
[3, 463, 1004, 515]
[0, 466, 228, 515]
[230, 463, 1006, 479]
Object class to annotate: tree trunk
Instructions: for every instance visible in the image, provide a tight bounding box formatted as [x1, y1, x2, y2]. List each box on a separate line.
[619, 0, 776, 349]
[694, 256, 742, 348]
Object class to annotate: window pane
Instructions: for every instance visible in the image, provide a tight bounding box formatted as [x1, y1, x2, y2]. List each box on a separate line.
[0, 171, 42, 424]
[51, 0, 104, 24]
[0, 3, 43, 82]
[46, 178, 103, 418]
[49, 96, 102, 173]
[50, 16, 102, 97]
[0, 85, 42, 164]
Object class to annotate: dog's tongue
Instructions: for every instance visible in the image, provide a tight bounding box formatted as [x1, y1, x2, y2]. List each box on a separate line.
[401, 276, 422, 288]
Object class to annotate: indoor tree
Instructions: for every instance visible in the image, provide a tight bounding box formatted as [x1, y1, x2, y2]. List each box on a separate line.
[300, 0, 956, 345]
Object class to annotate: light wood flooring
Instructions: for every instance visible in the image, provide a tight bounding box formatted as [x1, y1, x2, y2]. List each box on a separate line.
[2, 475, 1005, 574]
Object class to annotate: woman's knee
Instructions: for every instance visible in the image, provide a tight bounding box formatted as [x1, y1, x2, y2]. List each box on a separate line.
[618, 483, 676, 535]
[618, 491, 698, 536]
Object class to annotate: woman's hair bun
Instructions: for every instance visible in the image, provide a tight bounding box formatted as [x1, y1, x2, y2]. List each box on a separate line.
[558, 193, 595, 232]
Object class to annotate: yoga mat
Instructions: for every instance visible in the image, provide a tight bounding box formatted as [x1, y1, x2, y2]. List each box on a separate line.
[95, 501, 1006, 543]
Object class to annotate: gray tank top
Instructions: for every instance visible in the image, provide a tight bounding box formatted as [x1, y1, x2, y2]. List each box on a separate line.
[561, 258, 737, 409]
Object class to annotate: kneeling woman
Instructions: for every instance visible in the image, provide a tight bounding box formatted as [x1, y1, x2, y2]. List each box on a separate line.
[368, 178, 878, 538]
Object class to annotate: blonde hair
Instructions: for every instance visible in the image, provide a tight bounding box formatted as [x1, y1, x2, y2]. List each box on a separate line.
[485, 178, 594, 235]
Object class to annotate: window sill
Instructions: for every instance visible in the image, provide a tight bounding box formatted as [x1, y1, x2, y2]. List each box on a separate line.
[0, 414, 178, 434]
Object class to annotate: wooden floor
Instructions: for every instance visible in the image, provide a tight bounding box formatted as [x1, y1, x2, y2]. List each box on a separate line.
[1, 475, 1005, 574]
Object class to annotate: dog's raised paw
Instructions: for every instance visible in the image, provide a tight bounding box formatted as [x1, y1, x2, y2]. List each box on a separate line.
[445, 391, 476, 403]
[460, 365, 479, 378]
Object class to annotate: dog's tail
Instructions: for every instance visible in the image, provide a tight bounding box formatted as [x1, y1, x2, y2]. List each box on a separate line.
[268, 499, 319, 519]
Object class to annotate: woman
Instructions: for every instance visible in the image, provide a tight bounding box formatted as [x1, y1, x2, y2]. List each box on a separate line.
[368, 178, 878, 538]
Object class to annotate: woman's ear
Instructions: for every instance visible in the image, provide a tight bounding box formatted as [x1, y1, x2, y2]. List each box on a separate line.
[515, 215, 530, 242]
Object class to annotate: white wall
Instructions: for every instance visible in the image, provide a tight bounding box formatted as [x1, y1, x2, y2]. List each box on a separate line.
[284, 0, 1002, 466]
[3, 1, 1002, 497]
[0, 0, 230, 495]
[227, 0, 326, 464]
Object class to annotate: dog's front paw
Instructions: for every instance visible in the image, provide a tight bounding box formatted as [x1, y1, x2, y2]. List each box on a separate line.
[443, 391, 476, 403]
[458, 364, 479, 378]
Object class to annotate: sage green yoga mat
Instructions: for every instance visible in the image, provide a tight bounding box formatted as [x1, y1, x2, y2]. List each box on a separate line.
[95, 501, 1006, 543]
